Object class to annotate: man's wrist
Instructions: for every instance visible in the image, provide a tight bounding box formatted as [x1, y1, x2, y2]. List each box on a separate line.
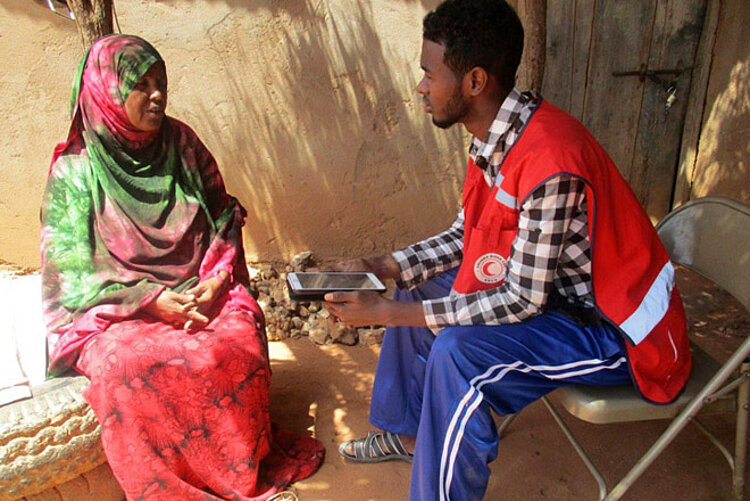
[383, 299, 427, 327]
[370, 255, 401, 280]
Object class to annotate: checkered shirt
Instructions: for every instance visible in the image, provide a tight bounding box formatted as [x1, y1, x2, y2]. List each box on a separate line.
[391, 89, 595, 329]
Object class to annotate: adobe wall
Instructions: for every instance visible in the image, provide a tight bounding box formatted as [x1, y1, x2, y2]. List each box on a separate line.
[0, 0, 465, 269]
[690, 1, 750, 203]
[1, 1, 747, 270]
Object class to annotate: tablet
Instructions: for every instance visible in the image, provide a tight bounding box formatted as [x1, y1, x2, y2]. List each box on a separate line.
[286, 271, 386, 301]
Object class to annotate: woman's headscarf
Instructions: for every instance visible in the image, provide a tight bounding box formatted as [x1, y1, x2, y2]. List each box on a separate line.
[42, 35, 245, 375]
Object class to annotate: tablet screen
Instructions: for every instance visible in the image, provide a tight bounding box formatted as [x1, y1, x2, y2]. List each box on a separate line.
[294, 272, 382, 290]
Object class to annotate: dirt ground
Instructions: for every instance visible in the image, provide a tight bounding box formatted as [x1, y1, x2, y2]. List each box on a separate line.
[268, 266, 749, 501]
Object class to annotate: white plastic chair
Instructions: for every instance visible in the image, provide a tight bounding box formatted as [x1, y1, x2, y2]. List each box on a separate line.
[499, 196, 750, 500]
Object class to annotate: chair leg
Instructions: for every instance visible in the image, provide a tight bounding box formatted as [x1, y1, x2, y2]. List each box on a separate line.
[732, 361, 749, 501]
[497, 412, 519, 439]
[541, 396, 608, 501]
[606, 336, 750, 501]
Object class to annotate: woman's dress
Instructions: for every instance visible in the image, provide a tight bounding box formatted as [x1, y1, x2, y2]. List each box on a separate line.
[41, 35, 323, 500]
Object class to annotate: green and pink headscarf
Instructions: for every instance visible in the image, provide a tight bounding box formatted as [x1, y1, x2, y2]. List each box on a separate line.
[42, 35, 248, 375]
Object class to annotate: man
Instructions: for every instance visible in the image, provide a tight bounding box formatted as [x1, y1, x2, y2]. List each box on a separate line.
[324, 1, 691, 499]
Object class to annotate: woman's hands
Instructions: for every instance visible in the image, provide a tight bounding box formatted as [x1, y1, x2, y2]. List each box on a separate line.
[143, 290, 209, 330]
[185, 271, 227, 316]
[144, 271, 228, 331]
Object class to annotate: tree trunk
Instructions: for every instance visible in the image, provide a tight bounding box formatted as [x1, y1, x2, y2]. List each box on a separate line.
[66, 0, 114, 49]
[514, 0, 547, 93]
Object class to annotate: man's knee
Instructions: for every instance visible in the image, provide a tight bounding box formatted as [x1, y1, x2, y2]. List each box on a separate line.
[430, 326, 476, 363]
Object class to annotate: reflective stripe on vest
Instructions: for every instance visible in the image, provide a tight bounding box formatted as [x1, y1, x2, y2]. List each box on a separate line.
[493, 172, 519, 210]
[619, 261, 675, 345]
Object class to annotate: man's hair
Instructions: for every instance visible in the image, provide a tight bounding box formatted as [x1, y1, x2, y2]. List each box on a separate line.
[423, 0, 524, 91]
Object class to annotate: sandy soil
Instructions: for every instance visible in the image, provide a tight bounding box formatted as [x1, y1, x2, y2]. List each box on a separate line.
[2, 262, 746, 500]
[269, 266, 749, 500]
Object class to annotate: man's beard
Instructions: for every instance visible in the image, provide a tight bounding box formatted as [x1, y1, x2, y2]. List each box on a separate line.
[432, 87, 468, 129]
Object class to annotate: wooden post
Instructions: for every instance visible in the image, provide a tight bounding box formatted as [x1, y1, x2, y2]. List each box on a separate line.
[515, 0, 547, 93]
[66, 0, 114, 49]
[673, 0, 720, 208]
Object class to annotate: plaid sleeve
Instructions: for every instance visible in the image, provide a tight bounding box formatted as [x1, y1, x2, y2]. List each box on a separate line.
[422, 176, 586, 329]
[391, 209, 464, 290]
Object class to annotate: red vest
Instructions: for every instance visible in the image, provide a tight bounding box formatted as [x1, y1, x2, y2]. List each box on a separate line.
[453, 101, 691, 404]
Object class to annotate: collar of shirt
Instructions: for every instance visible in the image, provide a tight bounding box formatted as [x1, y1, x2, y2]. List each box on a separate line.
[469, 88, 540, 185]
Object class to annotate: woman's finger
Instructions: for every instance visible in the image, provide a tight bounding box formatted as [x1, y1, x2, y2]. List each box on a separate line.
[187, 309, 209, 324]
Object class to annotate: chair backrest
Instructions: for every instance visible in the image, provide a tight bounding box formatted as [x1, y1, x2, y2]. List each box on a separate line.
[656, 196, 750, 313]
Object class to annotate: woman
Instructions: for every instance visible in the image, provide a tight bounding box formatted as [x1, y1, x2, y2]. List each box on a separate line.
[41, 34, 324, 500]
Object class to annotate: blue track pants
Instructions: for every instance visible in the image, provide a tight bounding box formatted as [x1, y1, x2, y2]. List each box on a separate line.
[368, 268, 632, 501]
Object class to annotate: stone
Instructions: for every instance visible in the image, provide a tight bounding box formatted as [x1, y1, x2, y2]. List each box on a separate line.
[291, 251, 315, 271]
[270, 282, 288, 306]
[309, 326, 330, 345]
[266, 325, 284, 341]
[359, 327, 385, 346]
[331, 323, 358, 346]
[256, 292, 272, 311]
[246, 265, 262, 281]
[246, 259, 375, 346]
[259, 265, 278, 280]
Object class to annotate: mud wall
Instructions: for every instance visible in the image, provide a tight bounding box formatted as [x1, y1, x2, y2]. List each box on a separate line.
[1, 1, 747, 270]
[0, 0, 465, 269]
[689, 1, 750, 203]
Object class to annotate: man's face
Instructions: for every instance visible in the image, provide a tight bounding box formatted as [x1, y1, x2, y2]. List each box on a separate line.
[417, 39, 468, 129]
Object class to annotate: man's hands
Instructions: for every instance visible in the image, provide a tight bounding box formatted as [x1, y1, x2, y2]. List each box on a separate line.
[144, 271, 228, 331]
[325, 254, 425, 328]
[324, 290, 427, 328]
[331, 255, 401, 281]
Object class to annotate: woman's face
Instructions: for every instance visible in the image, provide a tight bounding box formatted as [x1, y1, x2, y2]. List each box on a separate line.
[124, 62, 167, 132]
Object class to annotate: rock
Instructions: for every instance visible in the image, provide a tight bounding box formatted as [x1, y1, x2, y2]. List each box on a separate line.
[246, 259, 377, 346]
[332, 323, 358, 346]
[246, 265, 262, 281]
[309, 326, 330, 345]
[291, 251, 315, 271]
[270, 282, 288, 305]
[259, 265, 278, 280]
[359, 327, 385, 346]
[266, 325, 284, 341]
[256, 292, 272, 311]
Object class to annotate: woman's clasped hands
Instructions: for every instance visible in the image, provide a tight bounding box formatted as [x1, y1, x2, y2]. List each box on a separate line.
[144, 271, 228, 331]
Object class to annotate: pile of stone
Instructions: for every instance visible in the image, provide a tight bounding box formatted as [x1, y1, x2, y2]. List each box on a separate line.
[247, 251, 386, 346]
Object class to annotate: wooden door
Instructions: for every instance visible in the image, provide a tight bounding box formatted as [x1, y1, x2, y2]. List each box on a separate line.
[542, 0, 707, 220]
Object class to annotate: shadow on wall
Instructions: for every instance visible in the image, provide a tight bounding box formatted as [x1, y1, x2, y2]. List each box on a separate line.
[162, 0, 467, 262]
[690, 57, 750, 202]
